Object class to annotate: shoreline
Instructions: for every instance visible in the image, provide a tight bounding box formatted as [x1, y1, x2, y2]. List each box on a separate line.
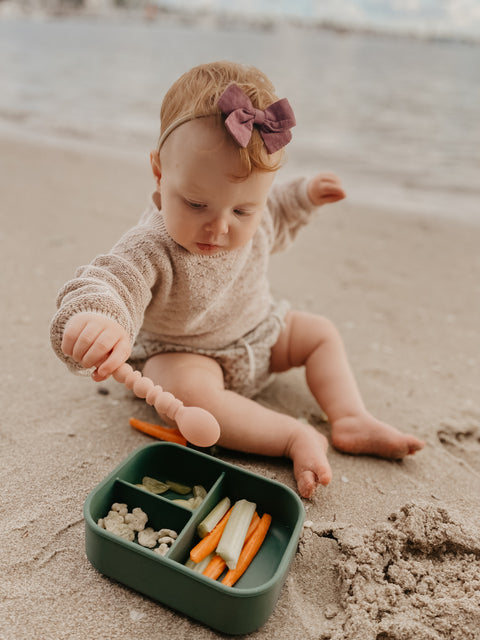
[1, 5, 479, 46]
[1, 135, 480, 639]
[2, 126, 479, 228]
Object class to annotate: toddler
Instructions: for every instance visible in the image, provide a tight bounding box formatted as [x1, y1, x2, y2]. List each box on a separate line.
[50, 61, 424, 498]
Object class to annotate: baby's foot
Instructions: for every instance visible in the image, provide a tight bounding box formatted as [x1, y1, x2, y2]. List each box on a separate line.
[331, 413, 424, 459]
[286, 421, 332, 499]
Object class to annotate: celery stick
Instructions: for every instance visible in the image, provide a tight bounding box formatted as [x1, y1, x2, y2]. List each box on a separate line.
[185, 552, 215, 573]
[216, 499, 256, 570]
[197, 496, 231, 539]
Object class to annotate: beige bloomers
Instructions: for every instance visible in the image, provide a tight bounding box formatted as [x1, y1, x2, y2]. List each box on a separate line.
[129, 300, 290, 398]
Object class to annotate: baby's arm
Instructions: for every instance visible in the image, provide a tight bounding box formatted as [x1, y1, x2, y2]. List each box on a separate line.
[61, 312, 131, 382]
[307, 172, 346, 206]
[51, 205, 167, 375]
[266, 173, 346, 254]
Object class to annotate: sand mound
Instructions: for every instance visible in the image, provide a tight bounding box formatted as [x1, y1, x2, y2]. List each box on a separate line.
[321, 503, 480, 639]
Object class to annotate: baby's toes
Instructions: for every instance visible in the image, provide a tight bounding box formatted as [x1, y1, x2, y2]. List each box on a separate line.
[297, 470, 318, 499]
[407, 436, 425, 455]
[296, 459, 332, 499]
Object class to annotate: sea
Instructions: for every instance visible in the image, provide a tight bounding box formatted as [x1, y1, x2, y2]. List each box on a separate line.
[1, 11, 479, 223]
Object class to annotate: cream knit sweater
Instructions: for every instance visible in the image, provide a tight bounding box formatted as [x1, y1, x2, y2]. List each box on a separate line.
[50, 177, 317, 374]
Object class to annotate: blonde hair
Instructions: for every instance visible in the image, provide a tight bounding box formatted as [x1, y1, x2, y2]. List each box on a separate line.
[158, 61, 285, 174]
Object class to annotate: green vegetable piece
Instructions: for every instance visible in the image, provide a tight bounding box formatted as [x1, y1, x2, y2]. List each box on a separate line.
[171, 499, 193, 508]
[166, 480, 192, 495]
[142, 476, 169, 494]
[197, 496, 231, 539]
[185, 552, 215, 573]
[190, 496, 204, 509]
[193, 485, 207, 499]
[216, 499, 256, 570]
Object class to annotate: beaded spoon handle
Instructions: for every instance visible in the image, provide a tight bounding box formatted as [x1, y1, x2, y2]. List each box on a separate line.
[112, 362, 220, 448]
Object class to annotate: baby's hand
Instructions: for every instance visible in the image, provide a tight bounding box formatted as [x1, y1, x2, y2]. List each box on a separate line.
[307, 172, 346, 207]
[61, 312, 131, 382]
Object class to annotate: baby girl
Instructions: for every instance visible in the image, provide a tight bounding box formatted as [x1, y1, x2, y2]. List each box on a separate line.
[50, 61, 424, 498]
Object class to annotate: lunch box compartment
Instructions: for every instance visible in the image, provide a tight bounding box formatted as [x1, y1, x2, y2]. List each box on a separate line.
[84, 443, 304, 635]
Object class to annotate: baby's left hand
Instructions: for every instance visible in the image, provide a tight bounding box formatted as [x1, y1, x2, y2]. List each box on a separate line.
[307, 172, 346, 207]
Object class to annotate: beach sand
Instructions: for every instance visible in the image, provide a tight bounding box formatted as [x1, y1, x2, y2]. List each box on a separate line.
[1, 135, 480, 640]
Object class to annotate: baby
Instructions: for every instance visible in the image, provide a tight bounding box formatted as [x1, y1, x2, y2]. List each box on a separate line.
[50, 61, 424, 498]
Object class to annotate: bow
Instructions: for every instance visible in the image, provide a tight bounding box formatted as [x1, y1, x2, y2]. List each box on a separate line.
[217, 84, 296, 154]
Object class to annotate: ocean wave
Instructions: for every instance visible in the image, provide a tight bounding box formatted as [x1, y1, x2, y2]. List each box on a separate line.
[1, 1, 480, 46]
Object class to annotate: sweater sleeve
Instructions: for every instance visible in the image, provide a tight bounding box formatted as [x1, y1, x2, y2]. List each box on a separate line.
[50, 217, 163, 375]
[265, 176, 318, 253]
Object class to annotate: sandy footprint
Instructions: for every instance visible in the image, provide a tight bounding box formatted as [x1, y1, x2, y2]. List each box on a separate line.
[278, 528, 343, 638]
[328, 502, 480, 640]
[437, 419, 480, 472]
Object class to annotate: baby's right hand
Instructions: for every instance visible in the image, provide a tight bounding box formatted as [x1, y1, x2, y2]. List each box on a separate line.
[61, 312, 131, 382]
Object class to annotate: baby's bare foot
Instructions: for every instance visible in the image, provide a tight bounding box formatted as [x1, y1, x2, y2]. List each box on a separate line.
[331, 413, 424, 459]
[286, 421, 332, 499]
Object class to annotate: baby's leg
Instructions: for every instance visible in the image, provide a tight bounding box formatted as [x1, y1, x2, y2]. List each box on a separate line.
[143, 352, 331, 498]
[271, 311, 425, 459]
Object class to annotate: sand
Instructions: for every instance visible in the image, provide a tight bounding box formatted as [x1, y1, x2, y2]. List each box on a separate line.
[1, 134, 480, 640]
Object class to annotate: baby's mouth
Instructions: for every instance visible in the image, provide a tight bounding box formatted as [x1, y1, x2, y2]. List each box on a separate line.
[196, 242, 223, 252]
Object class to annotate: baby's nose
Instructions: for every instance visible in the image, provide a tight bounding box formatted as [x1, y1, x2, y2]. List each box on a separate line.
[206, 214, 229, 235]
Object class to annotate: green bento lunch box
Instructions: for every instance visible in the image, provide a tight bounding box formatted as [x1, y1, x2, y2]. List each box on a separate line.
[84, 442, 305, 635]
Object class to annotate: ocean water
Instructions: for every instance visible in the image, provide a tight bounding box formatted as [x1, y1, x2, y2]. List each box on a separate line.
[1, 15, 479, 222]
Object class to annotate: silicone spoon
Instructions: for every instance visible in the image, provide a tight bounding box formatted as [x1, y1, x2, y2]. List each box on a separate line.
[112, 362, 220, 448]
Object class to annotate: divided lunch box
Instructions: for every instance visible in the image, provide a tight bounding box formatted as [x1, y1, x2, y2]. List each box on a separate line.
[84, 442, 305, 635]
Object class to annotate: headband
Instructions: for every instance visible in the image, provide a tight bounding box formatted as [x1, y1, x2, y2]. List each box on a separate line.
[156, 84, 296, 154]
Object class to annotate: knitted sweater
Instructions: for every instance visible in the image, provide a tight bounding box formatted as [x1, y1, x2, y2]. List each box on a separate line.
[50, 177, 317, 374]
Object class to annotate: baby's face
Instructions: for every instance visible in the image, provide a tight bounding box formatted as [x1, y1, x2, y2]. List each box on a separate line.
[154, 118, 277, 255]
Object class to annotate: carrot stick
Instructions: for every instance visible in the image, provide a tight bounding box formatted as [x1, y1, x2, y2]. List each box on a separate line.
[202, 512, 261, 580]
[243, 512, 261, 543]
[129, 417, 187, 446]
[202, 554, 226, 580]
[222, 513, 272, 587]
[190, 507, 233, 563]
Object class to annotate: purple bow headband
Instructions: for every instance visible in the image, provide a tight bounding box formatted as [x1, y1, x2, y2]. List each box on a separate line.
[218, 84, 296, 154]
[156, 83, 295, 154]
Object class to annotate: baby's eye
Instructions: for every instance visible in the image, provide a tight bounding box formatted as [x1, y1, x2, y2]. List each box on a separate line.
[234, 209, 251, 216]
[185, 199, 206, 209]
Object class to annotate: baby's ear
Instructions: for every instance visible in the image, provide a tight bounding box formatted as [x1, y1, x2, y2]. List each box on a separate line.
[150, 151, 162, 184]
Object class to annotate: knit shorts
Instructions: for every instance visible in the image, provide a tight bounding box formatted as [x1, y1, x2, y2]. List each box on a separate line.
[129, 300, 290, 398]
